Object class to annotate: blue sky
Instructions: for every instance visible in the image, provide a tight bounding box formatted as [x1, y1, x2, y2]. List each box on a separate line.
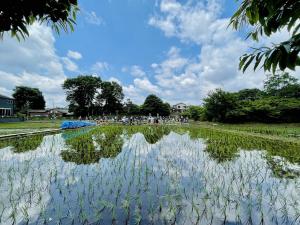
[0, 0, 297, 107]
[55, 0, 237, 82]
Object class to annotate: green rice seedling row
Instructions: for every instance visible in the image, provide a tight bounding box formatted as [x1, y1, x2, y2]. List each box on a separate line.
[0, 125, 299, 225]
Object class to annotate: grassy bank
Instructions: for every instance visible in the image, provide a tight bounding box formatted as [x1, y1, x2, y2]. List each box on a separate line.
[192, 122, 300, 140]
[0, 120, 300, 141]
[0, 120, 61, 135]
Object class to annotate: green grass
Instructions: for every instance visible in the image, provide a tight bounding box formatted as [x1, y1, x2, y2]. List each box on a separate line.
[0, 120, 61, 135]
[0, 120, 61, 129]
[1, 120, 300, 140]
[194, 122, 300, 139]
[58, 125, 300, 166]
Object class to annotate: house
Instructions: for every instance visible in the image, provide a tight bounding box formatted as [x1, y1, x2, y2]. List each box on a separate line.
[49, 108, 73, 117]
[28, 109, 49, 117]
[0, 94, 14, 116]
[28, 108, 73, 118]
[172, 103, 188, 112]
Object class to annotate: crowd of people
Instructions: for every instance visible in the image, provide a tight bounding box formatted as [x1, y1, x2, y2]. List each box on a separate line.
[78, 115, 189, 125]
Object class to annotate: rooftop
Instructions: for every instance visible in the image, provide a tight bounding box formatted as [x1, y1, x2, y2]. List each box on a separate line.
[173, 103, 187, 106]
[0, 94, 14, 100]
[28, 109, 48, 113]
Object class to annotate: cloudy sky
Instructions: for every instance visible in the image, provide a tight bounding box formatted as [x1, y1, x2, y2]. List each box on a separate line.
[0, 0, 299, 107]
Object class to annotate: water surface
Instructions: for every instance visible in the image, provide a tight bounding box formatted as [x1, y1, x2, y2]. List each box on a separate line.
[0, 127, 299, 225]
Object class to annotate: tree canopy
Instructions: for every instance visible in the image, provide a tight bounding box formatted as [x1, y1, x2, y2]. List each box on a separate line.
[12, 86, 45, 112]
[203, 73, 300, 123]
[181, 105, 204, 121]
[142, 95, 170, 116]
[230, 0, 300, 73]
[63, 75, 101, 117]
[264, 72, 299, 94]
[96, 81, 124, 115]
[0, 0, 78, 40]
[204, 89, 238, 122]
[124, 99, 140, 116]
[237, 88, 263, 101]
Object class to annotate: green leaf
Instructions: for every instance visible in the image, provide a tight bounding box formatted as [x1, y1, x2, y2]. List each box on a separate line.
[239, 55, 250, 70]
[278, 47, 288, 71]
[286, 51, 298, 70]
[243, 55, 255, 73]
[254, 53, 263, 71]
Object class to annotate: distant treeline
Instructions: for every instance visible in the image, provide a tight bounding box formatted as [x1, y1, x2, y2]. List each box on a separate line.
[202, 72, 300, 123]
[62, 75, 171, 117]
[11, 72, 300, 123]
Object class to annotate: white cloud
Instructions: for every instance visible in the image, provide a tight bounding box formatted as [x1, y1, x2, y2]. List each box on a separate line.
[0, 23, 67, 107]
[83, 11, 105, 26]
[149, 0, 225, 45]
[67, 50, 82, 60]
[124, 0, 299, 105]
[108, 77, 121, 85]
[124, 65, 147, 77]
[92, 61, 109, 72]
[62, 57, 79, 72]
[123, 84, 145, 104]
[134, 78, 161, 94]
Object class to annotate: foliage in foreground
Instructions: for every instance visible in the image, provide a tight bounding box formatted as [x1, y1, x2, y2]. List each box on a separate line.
[0, 0, 78, 40]
[230, 0, 300, 73]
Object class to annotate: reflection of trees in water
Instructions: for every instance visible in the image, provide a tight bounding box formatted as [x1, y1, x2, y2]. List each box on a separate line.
[1, 128, 300, 224]
[177, 127, 300, 177]
[94, 129, 124, 158]
[61, 125, 300, 177]
[266, 156, 300, 179]
[0, 135, 44, 153]
[138, 126, 171, 144]
[205, 140, 239, 163]
[124, 126, 171, 144]
[61, 126, 172, 165]
[61, 129, 124, 164]
[61, 134, 100, 164]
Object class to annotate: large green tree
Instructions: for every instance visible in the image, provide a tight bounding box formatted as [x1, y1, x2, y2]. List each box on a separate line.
[264, 72, 299, 94]
[202, 86, 300, 123]
[13, 86, 46, 112]
[182, 106, 204, 121]
[96, 81, 124, 115]
[0, 0, 78, 40]
[141, 94, 170, 116]
[204, 89, 238, 122]
[237, 88, 264, 101]
[230, 0, 300, 73]
[63, 75, 101, 117]
[123, 99, 140, 116]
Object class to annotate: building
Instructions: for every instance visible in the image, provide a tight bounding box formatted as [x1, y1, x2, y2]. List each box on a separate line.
[0, 94, 14, 116]
[49, 108, 73, 117]
[27, 108, 73, 118]
[172, 103, 188, 112]
[28, 109, 49, 117]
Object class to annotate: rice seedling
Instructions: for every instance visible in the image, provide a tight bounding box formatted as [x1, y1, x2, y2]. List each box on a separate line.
[0, 125, 299, 224]
[0, 134, 44, 153]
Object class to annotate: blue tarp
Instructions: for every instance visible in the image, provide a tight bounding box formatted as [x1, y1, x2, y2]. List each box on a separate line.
[61, 121, 96, 129]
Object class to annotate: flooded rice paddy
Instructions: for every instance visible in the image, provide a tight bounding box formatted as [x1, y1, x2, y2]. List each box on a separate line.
[0, 126, 300, 225]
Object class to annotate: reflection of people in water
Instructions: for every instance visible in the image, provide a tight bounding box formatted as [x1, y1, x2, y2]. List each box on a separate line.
[130, 116, 134, 125]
